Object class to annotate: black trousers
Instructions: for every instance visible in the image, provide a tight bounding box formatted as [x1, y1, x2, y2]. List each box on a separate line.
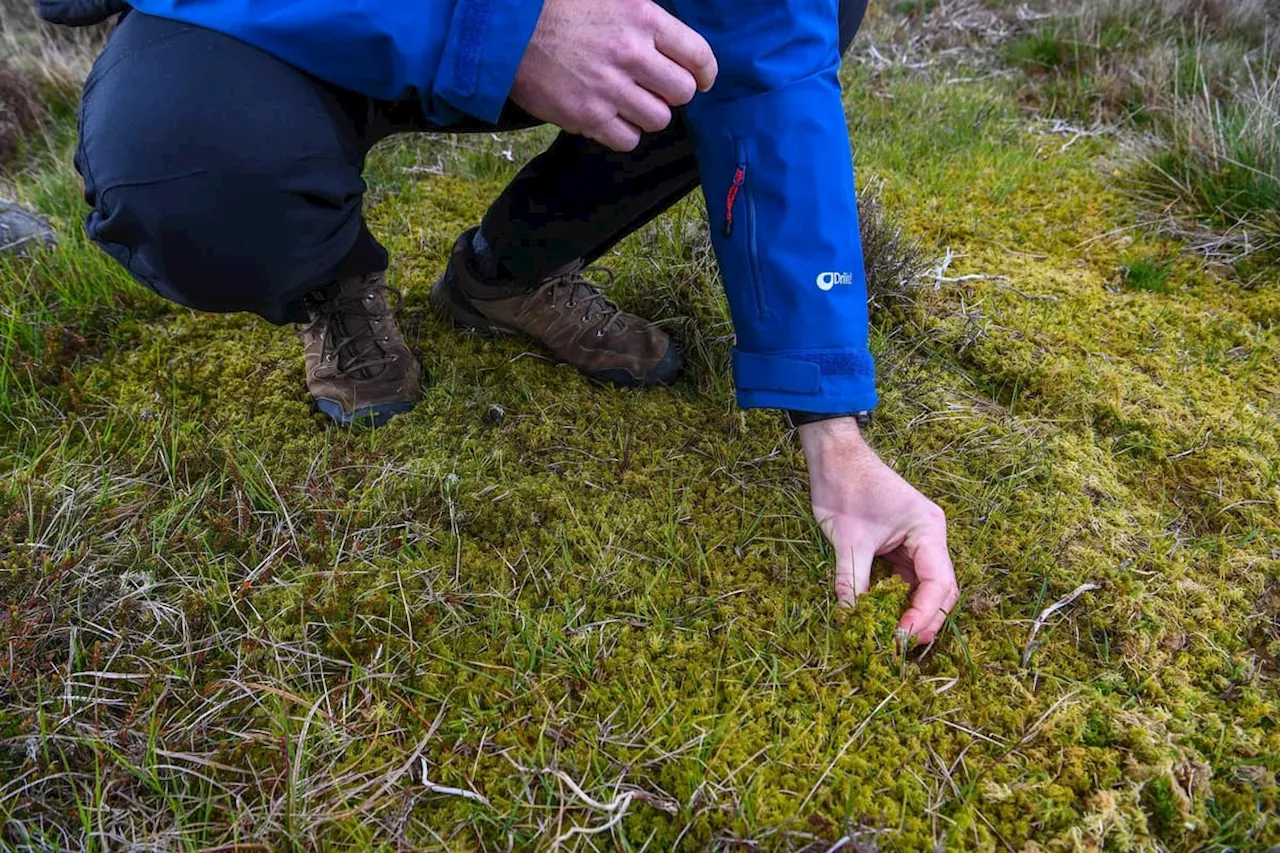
[76, 2, 868, 325]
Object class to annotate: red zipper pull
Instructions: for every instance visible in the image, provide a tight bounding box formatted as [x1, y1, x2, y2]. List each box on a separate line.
[723, 163, 746, 237]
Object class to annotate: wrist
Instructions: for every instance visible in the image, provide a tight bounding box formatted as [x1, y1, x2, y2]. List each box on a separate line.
[799, 417, 883, 488]
[798, 414, 875, 457]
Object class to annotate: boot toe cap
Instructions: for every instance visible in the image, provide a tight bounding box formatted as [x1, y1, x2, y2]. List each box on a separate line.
[588, 338, 682, 388]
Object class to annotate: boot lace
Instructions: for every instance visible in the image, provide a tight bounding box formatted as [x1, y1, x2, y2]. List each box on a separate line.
[301, 277, 405, 379]
[540, 263, 626, 337]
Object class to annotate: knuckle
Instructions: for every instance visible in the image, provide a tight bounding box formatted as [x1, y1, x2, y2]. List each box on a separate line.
[644, 105, 672, 132]
[924, 503, 948, 527]
[692, 41, 716, 69]
[616, 38, 645, 67]
[582, 102, 615, 130]
[635, 1, 663, 30]
[600, 121, 639, 152]
[672, 74, 697, 105]
[563, 98, 595, 130]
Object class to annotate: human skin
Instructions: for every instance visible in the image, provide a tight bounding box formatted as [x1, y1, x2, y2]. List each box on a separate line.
[509, 0, 717, 151]
[801, 418, 959, 644]
[509, 0, 961, 642]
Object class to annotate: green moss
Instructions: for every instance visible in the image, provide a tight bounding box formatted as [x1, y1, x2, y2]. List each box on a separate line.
[1142, 775, 1182, 836]
[1082, 712, 1119, 748]
[1, 25, 1279, 853]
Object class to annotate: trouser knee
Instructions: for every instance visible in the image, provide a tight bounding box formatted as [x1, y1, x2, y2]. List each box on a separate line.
[81, 165, 385, 324]
[75, 10, 387, 324]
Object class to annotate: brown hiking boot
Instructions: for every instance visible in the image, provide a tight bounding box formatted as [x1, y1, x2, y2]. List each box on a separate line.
[430, 228, 681, 387]
[299, 270, 421, 427]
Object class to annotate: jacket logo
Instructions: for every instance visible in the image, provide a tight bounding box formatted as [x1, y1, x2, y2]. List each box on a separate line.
[816, 271, 854, 291]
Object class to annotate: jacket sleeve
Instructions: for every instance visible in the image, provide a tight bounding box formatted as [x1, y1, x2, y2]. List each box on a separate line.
[432, 0, 546, 122]
[664, 0, 877, 414]
[121, 0, 545, 125]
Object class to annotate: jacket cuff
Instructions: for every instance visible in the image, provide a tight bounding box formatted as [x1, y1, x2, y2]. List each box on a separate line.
[785, 410, 872, 429]
[732, 349, 879, 413]
[434, 0, 545, 123]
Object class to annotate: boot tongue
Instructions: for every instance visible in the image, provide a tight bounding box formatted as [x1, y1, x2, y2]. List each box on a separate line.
[557, 266, 622, 329]
[331, 308, 387, 380]
[313, 279, 390, 380]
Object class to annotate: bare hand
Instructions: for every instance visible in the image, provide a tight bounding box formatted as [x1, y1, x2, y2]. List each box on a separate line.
[510, 0, 718, 151]
[800, 418, 959, 645]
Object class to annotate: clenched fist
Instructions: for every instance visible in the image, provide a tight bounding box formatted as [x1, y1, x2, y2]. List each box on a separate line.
[510, 0, 718, 151]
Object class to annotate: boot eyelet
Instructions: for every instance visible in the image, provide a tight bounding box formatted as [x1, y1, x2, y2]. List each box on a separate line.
[595, 329, 605, 337]
[566, 300, 576, 308]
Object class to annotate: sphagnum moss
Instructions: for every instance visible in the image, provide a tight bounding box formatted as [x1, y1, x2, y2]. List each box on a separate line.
[2, 15, 1280, 853]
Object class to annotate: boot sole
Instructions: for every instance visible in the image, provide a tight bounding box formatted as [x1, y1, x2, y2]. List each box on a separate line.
[430, 267, 682, 389]
[316, 398, 416, 429]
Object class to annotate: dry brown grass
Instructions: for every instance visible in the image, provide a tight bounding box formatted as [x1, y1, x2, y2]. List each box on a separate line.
[1141, 0, 1277, 37]
[0, 57, 40, 165]
[0, 0, 108, 146]
[857, 179, 929, 319]
[858, 0, 1280, 262]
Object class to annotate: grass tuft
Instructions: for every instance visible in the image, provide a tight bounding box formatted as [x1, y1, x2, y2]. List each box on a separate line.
[988, 0, 1280, 261]
[857, 178, 928, 319]
[1120, 257, 1174, 293]
[1137, 68, 1280, 252]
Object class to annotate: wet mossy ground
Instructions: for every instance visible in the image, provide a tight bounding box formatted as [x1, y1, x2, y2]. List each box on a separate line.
[1, 40, 1278, 853]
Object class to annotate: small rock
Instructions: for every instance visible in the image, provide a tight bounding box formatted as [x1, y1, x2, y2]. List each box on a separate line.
[483, 403, 506, 427]
[0, 199, 57, 254]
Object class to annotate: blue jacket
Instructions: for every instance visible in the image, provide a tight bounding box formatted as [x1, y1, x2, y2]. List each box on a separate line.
[45, 0, 877, 414]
